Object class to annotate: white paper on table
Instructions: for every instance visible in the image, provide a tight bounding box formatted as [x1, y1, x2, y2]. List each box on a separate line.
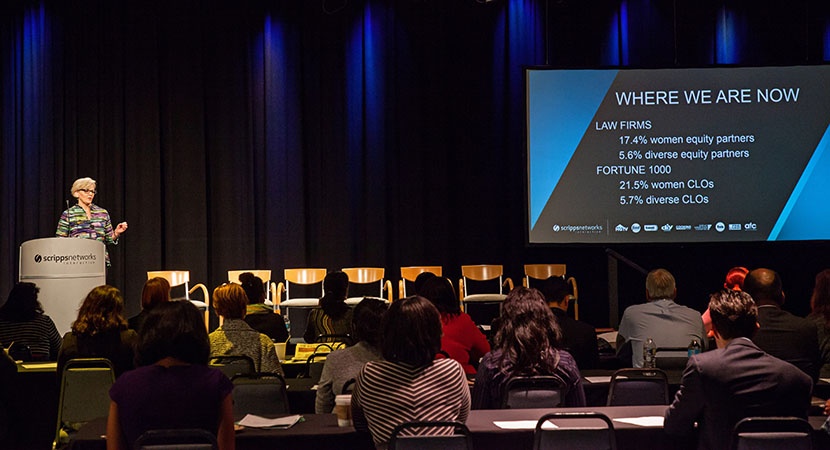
[493, 420, 557, 430]
[238, 414, 302, 429]
[613, 416, 665, 427]
[584, 376, 612, 384]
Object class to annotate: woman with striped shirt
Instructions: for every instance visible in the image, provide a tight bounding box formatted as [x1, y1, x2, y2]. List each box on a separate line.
[0, 282, 61, 361]
[352, 296, 470, 449]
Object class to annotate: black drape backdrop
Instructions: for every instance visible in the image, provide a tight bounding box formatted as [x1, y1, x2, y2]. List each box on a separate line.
[2, 0, 830, 326]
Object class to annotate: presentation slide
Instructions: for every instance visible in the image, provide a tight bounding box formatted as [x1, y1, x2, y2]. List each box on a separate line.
[527, 65, 830, 244]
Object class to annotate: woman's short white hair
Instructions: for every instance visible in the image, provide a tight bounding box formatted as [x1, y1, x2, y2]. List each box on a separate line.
[70, 177, 96, 197]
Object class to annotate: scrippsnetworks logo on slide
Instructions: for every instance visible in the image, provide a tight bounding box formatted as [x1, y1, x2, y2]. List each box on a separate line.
[35, 253, 97, 266]
[552, 224, 604, 235]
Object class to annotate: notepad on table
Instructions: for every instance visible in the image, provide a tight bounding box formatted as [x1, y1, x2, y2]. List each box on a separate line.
[237, 414, 303, 429]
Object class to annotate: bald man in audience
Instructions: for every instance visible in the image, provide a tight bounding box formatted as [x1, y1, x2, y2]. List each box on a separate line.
[616, 268, 706, 367]
[664, 289, 812, 450]
[742, 268, 821, 382]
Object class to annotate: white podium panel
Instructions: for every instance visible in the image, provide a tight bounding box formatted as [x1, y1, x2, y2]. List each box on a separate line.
[19, 237, 106, 335]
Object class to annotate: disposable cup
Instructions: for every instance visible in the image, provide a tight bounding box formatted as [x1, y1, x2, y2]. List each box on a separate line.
[274, 342, 286, 361]
[334, 394, 352, 427]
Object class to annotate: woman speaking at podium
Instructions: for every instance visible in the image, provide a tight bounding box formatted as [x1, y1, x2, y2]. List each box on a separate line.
[55, 177, 128, 267]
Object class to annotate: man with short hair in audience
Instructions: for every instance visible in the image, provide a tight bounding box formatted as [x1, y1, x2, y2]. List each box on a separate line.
[538, 276, 599, 370]
[742, 268, 821, 382]
[664, 289, 812, 450]
[616, 268, 706, 367]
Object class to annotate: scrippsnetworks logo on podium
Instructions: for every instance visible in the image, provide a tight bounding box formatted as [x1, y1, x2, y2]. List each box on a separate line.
[35, 253, 98, 266]
[552, 223, 604, 235]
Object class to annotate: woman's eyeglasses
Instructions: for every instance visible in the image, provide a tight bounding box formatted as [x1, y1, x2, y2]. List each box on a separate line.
[78, 189, 96, 195]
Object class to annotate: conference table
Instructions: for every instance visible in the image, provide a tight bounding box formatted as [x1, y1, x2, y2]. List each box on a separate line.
[68, 405, 830, 450]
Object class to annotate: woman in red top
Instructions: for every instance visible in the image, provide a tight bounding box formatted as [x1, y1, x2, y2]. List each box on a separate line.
[420, 277, 490, 376]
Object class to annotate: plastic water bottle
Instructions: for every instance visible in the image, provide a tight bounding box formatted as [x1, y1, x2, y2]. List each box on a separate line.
[643, 337, 657, 368]
[687, 339, 701, 357]
[284, 314, 291, 335]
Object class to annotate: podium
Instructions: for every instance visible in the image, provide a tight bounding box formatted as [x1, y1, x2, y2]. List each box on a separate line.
[19, 237, 106, 335]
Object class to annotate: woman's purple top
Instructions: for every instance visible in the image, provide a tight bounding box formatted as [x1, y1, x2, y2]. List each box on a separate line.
[109, 364, 233, 446]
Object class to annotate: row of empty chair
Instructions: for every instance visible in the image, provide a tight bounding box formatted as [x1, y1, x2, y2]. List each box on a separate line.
[145, 264, 579, 333]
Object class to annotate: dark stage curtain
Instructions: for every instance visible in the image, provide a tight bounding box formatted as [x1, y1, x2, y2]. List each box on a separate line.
[2, 0, 829, 324]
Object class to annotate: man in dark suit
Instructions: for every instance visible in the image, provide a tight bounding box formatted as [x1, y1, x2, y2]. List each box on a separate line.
[538, 276, 599, 370]
[664, 289, 812, 450]
[742, 268, 821, 382]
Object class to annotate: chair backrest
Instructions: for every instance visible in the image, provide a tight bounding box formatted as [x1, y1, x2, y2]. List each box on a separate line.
[502, 376, 567, 409]
[230, 372, 290, 420]
[147, 270, 210, 330]
[304, 352, 329, 383]
[534, 412, 617, 450]
[342, 267, 393, 302]
[54, 358, 115, 448]
[278, 268, 327, 340]
[399, 266, 443, 298]
[606, 368, 670, 406]
[731, 416, 814, 450]
[209, 355, 256, 380]
[655, 347, 690, 370]
[135, 428, 218, 450]
[389, 421, 472, 450]
[459, 265, 513, 326]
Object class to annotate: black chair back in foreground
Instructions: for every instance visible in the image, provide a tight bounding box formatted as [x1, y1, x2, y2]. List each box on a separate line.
[606, 368, 670, 406]
[135, 428, 218, 450]
[502, 375, 567, 409]
[230, 372, 290, 420]
[389, 421, 472, 450]
[209, 355, 256, 380]
[730, 416, 813, 450]
[533, 412, 617, 450]
[53, 358, 115, 449]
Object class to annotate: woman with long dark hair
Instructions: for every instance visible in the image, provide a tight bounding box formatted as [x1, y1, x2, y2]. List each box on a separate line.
[57, 285, 137, 377]
[352, 296, 470, 448]
[107, 301, 234, 450]
[471, 287, 585, 409]
[304, 271, 353, 343]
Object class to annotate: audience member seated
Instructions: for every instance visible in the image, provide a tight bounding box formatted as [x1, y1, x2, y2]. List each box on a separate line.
[58, 285, 137, 377]
[807, 268, 830, 378]
[128, 277, 171, 332]
[412, 271, 437, 296]
[471, 287, 586, 409]
[304, 271, 353, 344]
[0, 282, 61, 361]
[352, 296, 470, 448]
[209, 283, 282, 375]
[664, 289, 812, 450]
[538, 276, 599, 370]
[420, 276, 489, 376]
[701, 266, 748, 340]
[239, 272, 289, 343]
[106, 301, 234, 450]
[743, 268, 821, 382]
[316, 297, 387, 413]
[616, 268, 707, 367]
